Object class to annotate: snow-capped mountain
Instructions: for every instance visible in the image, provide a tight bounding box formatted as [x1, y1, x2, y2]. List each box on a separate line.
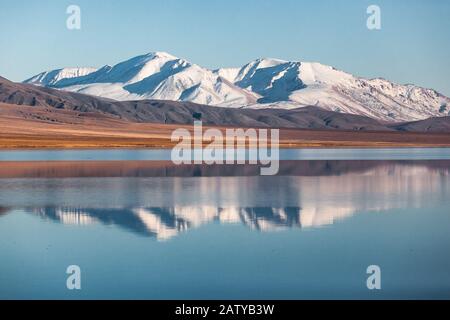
[24, 52, 450, 121]
[25, 52, 258, 106]
[216, 58, 450, 121]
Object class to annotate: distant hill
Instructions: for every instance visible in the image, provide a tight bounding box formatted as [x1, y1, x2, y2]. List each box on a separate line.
[391, 117, 450, 133]
[1, 75, 450, 132]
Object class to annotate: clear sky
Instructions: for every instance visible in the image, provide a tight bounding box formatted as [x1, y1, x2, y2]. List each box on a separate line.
[1, 0, 449, 95]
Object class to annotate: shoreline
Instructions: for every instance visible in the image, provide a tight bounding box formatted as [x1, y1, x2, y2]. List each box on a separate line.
[2, 103, 450, 150]
[2, 144, 450, 151]
[2, 135, 450, 150]
[2, 132, 450, 150]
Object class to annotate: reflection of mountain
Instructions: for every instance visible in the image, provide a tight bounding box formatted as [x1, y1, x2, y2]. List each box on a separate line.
[26, 193, 412, 240]
[2, 160, 450, 178]
[1, 162, 449, 208]
[30, 205, 358, 241]
[4, 160, 449, 240]
[33, 207, 97, 225]
[31, 206, 302, 240]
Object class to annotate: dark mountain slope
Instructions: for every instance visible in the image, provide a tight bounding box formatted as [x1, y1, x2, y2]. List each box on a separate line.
[1, 76, 449, 132]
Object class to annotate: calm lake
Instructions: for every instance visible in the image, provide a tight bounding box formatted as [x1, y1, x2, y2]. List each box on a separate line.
[1, 149, 450, 299]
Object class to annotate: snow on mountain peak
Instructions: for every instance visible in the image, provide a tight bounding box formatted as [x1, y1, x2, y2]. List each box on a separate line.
[24, 67, 97, 86]
[251, 57, 289, 69]
[91, 52, 188, 85]
[297, 62, 354, 85]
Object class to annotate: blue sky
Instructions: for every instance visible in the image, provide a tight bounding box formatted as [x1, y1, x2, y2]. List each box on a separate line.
[1, 0, 449, 95]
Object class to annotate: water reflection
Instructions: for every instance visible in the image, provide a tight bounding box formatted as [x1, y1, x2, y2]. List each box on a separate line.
[28, 207, 291, 240]
[2, 159, 450, 299]
[1, 160, 450, 240]
[1, 160, 450, 178]
[29, 205, 352, 241]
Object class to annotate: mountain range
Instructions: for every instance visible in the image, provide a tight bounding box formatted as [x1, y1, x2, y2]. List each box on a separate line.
[24, 51, 450, 122]
[2, 75, 450, 132]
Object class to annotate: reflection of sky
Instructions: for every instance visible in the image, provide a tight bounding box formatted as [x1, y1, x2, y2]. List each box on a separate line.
[2, 201, 450, 299]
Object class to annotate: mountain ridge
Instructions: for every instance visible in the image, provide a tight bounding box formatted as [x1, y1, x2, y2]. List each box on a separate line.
[23, 51, 450, 122]
[2, 75, 450, 132]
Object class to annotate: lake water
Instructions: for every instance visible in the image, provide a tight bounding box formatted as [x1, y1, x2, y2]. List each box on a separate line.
[1, 149, 450, 299]
[2, 147, 450, 161]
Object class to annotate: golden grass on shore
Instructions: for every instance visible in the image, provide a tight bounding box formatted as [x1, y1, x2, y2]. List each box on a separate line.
[1, 103, 450, 149]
